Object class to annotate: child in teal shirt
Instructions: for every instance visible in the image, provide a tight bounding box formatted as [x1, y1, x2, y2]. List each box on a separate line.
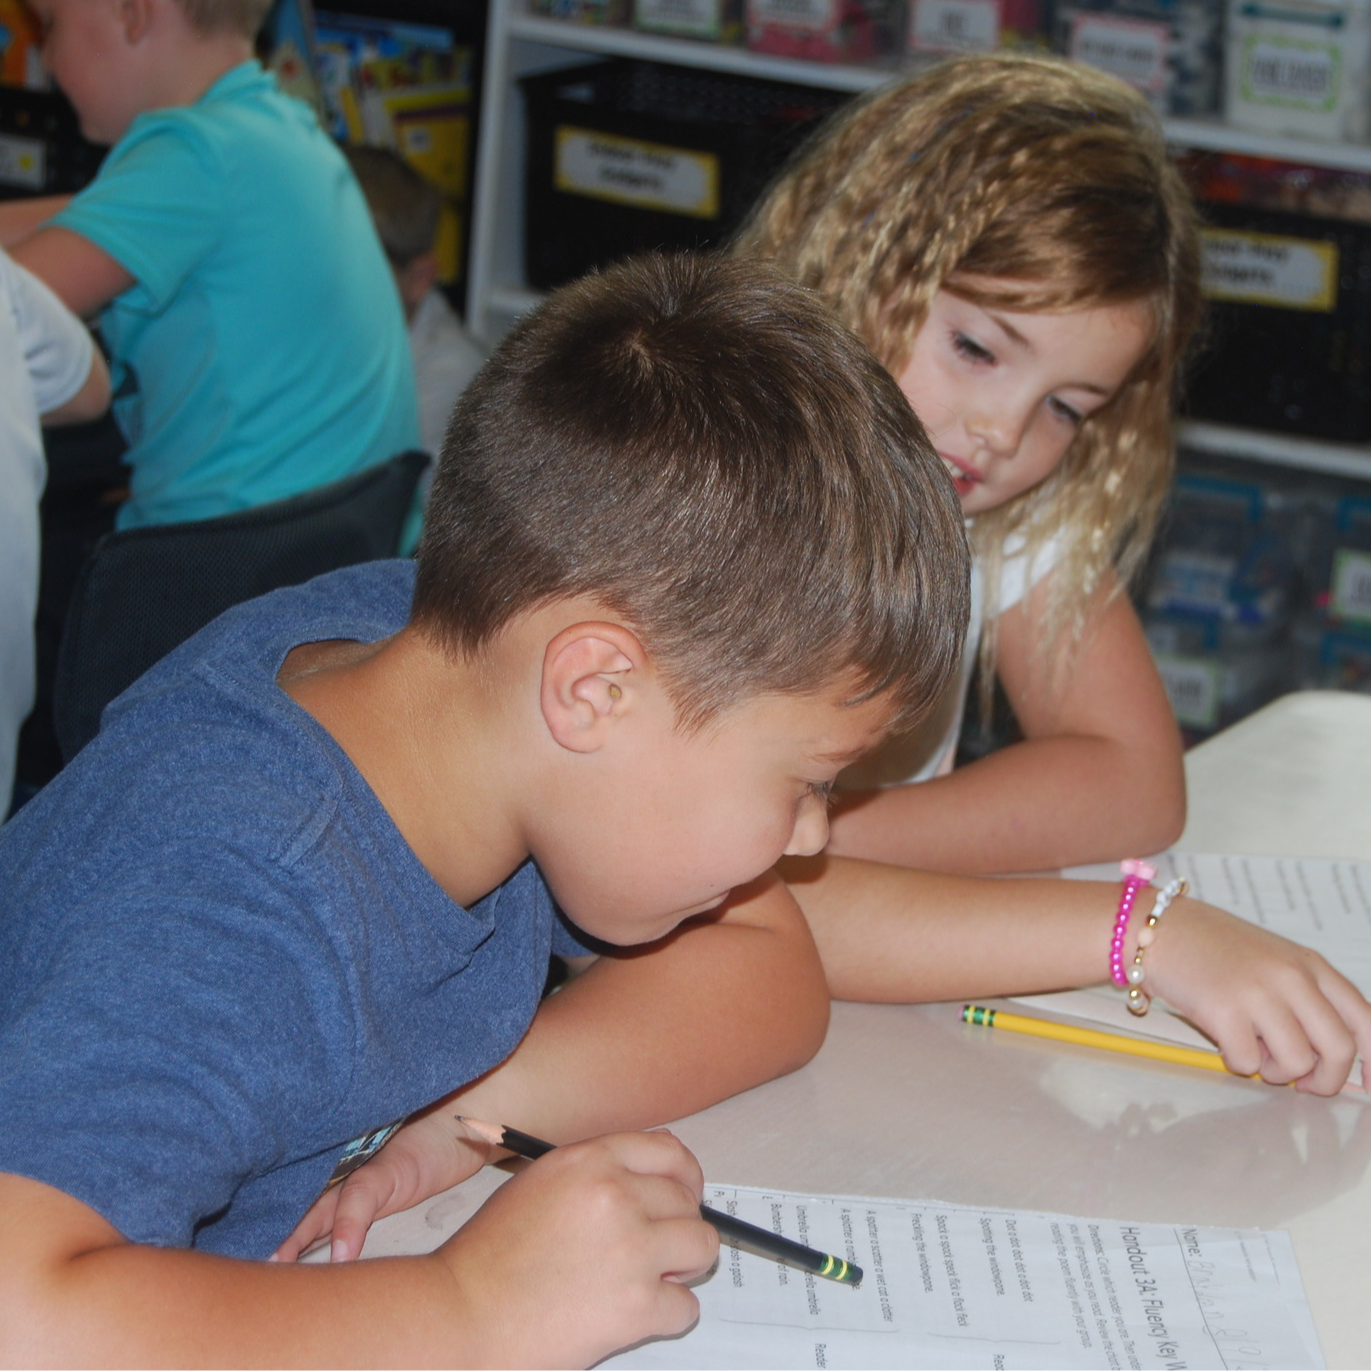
[1, 0, 417, 530]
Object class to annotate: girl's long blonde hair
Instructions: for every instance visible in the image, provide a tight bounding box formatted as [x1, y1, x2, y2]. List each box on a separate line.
[735, 51, 1203, 699]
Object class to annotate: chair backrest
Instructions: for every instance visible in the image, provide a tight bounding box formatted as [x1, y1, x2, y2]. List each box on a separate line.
[53, 450, 429, 763]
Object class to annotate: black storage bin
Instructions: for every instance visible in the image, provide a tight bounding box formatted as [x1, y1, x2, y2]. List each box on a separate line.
[1183, 200, 1371, 443]
[519, 59, 850, 290]
[0, 86, 104, 197]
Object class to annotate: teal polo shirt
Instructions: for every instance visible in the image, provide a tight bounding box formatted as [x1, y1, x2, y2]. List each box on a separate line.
[56, 62, 419, 530]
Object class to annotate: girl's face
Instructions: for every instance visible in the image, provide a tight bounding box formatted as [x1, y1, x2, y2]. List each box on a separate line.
[895, 282, 1154, 518]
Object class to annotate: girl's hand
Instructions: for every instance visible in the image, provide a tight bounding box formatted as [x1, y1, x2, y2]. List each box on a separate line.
[1144, 896, 1371, 1096]
[430, 1130, 717, 1370]
[273, 1107, 492, 1263]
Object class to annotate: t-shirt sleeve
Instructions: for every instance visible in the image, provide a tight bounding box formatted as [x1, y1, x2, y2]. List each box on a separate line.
[1, 250, 95, 414]
[52, 117, 223, 313]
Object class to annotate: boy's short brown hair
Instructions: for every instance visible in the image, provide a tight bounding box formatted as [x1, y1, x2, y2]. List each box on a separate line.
[180, 0, 274, 38]
[413, 252, 969, 732]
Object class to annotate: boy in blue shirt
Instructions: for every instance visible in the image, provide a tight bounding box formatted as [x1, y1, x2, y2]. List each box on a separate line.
[1, 0, 418, 529]
[0, 251, 970, 1367]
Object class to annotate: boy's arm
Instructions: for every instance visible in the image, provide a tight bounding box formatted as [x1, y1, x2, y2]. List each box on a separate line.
[0, 195, 71, 247]
[278, 870, 829, 1261]
[10, 225, 135, 321]
[0, 1132, 715, 1369]
[464, 868, 829, 1130]
[825, 572, 1186, 874]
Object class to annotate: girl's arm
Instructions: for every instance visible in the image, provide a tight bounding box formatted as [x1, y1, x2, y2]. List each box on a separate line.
[784, 854, 1371, 1097]
[825, 570, 1184, 874]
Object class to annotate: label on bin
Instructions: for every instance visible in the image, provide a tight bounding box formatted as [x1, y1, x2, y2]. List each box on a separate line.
[909, 0, 1000, 52]
[749, 0, 839, 32]
[1331, 549, 1371, 624]
[554, 126, 719, 219]
[1238, 36, 1341, 113]
[1067, 14, 1169, 95]
[1154, 653, 1222, 731]
[636, 0, 727, 37]
[1199, 228, 1337, 312]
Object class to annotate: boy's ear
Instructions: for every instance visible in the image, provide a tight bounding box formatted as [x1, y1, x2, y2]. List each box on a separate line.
[540, 622, 643, 754]
[115, 0, 155, 43]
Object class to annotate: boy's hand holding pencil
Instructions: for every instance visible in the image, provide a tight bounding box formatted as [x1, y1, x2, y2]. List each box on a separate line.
[427, 1128, 716, 1369]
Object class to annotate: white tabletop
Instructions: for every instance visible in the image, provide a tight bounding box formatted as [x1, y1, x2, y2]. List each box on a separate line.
[368, 691, 1371, 1367]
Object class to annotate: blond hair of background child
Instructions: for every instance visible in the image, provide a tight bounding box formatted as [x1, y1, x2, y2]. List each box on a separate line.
[737, 51, 1202, 876]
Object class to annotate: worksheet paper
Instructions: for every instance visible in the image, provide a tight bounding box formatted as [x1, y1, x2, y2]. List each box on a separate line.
[1014, 852, 1371, 1049]
[600, 1185, 1322, 1370]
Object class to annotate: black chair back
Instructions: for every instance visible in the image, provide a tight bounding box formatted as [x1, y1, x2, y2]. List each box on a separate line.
[53, 450, 428, 762]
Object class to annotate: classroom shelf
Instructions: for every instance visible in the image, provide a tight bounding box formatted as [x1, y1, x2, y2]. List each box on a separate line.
[467, 1, 1371, 484]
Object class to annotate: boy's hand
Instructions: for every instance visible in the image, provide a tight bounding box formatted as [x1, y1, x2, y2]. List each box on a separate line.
[274, 1105, 490, 1262]
[433, 1130, 716, 1369]
[1145, 897, 1371, 1096]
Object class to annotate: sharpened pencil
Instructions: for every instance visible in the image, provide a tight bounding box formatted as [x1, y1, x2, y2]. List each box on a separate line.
[962, 1003, 1236, 1072]
[962, 1004, 1370, 1097]
[456, 1116, 863, 1286]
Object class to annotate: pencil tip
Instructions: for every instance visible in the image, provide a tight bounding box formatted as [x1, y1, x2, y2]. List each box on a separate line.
[455, 1116, 506, 1148]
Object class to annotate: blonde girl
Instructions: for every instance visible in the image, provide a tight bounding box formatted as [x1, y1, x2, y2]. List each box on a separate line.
[737, 51, 1201, 875]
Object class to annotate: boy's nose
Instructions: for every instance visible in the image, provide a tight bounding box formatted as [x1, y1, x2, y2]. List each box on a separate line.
[785, 797, 831, 858]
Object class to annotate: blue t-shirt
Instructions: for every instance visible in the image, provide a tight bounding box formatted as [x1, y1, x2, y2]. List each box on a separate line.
[0, 561, 588, 1257]
[54, 62, 419, 530]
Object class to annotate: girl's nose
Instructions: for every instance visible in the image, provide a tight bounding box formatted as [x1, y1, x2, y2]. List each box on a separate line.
[965, 400, 1028, 457]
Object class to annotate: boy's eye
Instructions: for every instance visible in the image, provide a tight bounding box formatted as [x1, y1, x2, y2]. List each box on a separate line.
[951, 331, 994, 364]
[804, 780, 836, 806]
[1047, 396, 1083, 427]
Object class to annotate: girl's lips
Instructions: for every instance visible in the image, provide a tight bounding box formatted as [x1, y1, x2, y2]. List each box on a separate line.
[940, 453, 982, 493]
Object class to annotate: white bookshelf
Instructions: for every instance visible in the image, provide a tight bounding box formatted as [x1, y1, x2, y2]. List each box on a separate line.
[466, 2, 1371, 482]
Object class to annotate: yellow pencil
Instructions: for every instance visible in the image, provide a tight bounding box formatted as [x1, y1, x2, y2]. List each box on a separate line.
[961, 1003, 1236, 1075]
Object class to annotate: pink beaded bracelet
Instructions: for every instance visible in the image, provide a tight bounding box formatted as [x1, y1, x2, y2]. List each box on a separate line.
[1108, 859, 1155, 988]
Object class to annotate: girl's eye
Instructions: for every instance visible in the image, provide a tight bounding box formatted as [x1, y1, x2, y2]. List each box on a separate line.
[951, 331, 994, 364]
[804, 780, 836, 806]
[1047, 396, 1083, 427]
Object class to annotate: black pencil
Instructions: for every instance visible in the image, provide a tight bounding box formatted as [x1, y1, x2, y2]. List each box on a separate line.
[456, 1116, 863, 1287]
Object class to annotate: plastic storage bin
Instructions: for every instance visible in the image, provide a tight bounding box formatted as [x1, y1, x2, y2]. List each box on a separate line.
[519, 60, 850, 291]
[530, 0, 630, 23]
[1141, 467, 1298, 740]
[1052, 0, 1223, 115]
[1182, 198, 1371, 442]
[634, 0, 743, 41]
[905, 0, 1047, 54]
[0, 86, 104, 196]
[1225, 0, 1371, 145]
[744, 0, 900, 62]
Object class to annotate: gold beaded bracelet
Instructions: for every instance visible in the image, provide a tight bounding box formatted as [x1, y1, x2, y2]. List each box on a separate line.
[1124, 877, 1188, 1017]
